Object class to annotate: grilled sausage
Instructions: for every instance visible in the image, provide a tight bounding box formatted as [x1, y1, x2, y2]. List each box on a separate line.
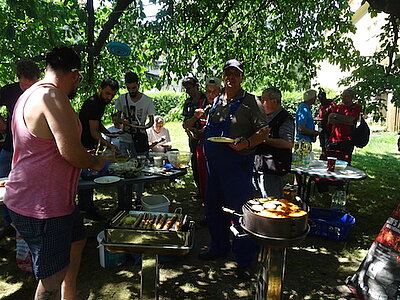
[156, 214, 168, 229]
[163, 214, 178, 230]
[133, 213, 144, 228]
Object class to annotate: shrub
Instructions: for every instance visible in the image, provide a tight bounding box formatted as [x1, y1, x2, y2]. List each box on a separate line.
[147, 91, 187, 122]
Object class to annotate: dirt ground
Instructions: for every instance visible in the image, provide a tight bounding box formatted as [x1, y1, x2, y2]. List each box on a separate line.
[0, 172, 364, 299]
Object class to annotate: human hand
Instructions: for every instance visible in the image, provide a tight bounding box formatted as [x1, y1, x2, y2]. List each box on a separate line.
[229, 137, 248, 151]
[194, 108, 204, 119]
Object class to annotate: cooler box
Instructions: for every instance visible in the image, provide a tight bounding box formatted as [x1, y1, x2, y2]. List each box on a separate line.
[141, 195, 170, 212]
[308, 207, 355, 240]
[97, 231, 126, 268]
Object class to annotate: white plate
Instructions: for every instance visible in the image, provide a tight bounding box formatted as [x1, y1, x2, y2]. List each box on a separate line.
[94, 176, 121, 184]
[207, 137, 235, 143]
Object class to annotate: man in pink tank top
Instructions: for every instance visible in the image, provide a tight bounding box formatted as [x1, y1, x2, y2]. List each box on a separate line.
[4, 47, 107, 300]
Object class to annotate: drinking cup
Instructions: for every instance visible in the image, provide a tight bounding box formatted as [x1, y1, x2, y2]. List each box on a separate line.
[327, 157, 337, 172]
[154, 156, 163, 166]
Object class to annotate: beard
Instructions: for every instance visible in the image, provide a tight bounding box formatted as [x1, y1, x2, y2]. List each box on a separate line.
[129, 91, 138, 98]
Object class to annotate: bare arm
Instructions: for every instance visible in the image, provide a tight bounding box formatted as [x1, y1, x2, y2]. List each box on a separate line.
[88, 120, 115, 149]
[25, 88, 105, 170]
[131, 114, 154, 130]
[298, 124, 319, 136]
[230, 126, 270, 151]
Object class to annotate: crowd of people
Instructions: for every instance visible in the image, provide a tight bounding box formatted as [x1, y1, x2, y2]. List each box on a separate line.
[0, 46, 364, 298]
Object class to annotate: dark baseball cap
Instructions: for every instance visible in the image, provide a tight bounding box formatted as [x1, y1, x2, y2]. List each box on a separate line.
[223, 59, 244, 74]
[182, 77, 199, 87]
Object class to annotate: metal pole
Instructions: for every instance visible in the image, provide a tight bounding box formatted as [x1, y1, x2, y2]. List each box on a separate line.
[256, 246, 286, 300]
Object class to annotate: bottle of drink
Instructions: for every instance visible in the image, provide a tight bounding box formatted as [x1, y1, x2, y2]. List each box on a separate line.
[331, 190, 346, 211]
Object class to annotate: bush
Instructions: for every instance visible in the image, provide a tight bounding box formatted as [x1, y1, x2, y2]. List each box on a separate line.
[282, 91, 303, 116]
[147, 91, 187, 122]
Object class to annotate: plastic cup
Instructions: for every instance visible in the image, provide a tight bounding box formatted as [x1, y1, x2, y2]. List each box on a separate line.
[154, 156, 163, 166]
[327, 157, 337, 172]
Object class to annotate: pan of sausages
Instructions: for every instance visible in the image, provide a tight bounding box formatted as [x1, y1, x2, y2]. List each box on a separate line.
[104, 209, 193, 247]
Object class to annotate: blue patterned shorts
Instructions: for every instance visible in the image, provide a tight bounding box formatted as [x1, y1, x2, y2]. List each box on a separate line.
[8, 206, 85, 280]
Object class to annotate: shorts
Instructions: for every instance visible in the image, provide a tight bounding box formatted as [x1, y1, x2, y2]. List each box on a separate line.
[7, 206, 85, 280]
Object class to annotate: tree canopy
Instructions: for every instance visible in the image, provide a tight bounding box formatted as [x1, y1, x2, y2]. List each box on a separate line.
[0, 0, 399, 119]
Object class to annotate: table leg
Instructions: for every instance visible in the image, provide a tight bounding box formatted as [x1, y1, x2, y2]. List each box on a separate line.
[141, 254, 159, 300]
[305, 176, 313, 205]
[117, 184, 133, 210]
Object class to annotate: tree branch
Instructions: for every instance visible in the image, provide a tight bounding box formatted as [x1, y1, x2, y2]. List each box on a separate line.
[195, 0, 239, 47]
[91, 0, 135, 56]
[87, 0, 95, 83]
[367, 0, 400, 18]
[386, 15, 399, 76]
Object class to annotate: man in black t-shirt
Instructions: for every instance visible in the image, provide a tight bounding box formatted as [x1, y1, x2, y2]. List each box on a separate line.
[0, 59, 40, 238]
[0, 59, 40, 177]
[78, 78, 119, 220]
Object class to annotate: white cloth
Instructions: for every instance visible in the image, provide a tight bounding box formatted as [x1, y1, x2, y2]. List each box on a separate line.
[115, 93, 156, 143]
[104, 125, 121, 149]
[146, 126, 171, 152]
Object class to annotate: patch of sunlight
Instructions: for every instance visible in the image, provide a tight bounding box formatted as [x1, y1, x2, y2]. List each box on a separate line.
[233, 288, 251, 297]
[116, 270, 135, 279]
[0, 281, 23, 297]
[182, 264, 193, 270]
[300, 246, 331, 255]
[338, 257, 350, 263]
[221, 261, 236, 270]
[160, 268, 183, 281]
[180, 283, 200, 293]
[207, 268, 217, 280]
[96, 283, 132, 300]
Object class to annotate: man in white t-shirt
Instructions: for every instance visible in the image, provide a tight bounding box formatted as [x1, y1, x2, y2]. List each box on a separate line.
[115, 71, 155, 156]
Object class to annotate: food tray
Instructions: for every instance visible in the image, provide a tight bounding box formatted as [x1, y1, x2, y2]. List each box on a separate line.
[308, 207, 355, 240]
[104, 210, 193, 247]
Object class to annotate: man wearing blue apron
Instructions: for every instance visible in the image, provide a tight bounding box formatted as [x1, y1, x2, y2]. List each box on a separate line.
[200, 59, 269, 278]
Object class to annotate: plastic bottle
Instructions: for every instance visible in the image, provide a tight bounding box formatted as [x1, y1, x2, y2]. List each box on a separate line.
[15, 230, 32, 273]
[331, 190, 347, 211]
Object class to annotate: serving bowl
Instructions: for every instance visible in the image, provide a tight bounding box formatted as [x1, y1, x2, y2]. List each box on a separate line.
[166, 151, 191, 169]
[109, 160, 141, 178]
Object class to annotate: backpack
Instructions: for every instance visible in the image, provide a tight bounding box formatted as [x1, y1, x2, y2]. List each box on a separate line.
[351, 117, 370, 148]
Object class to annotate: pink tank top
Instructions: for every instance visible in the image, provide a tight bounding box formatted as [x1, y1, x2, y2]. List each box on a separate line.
[4, 83, 82, 219]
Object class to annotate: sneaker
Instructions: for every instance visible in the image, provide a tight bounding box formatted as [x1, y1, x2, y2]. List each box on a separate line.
[198, 250, 227, 261]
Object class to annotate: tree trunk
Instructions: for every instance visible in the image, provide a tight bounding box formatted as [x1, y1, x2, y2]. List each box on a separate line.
[367, 0, 400, 17]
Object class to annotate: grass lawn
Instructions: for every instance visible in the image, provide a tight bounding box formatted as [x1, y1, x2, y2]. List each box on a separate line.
[0, 127, 399, 299]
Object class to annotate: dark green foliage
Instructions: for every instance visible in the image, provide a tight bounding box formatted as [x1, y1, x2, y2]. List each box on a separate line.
[148, 91, 187, 122]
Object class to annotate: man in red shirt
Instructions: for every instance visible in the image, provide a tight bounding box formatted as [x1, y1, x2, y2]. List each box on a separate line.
[327, 89, 361, 162]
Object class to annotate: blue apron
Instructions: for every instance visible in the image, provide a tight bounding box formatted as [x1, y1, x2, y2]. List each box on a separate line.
[203, 94, 256, 267]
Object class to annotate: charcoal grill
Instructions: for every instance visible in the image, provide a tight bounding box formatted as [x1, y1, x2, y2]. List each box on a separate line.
[103, 210, 195, 300]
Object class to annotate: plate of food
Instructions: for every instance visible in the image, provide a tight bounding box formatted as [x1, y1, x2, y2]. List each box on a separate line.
[94, 176, 121, 184]
[207, 136, 235, 143]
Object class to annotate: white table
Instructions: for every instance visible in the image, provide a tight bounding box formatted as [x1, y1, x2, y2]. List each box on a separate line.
[291, 161, 367, 204]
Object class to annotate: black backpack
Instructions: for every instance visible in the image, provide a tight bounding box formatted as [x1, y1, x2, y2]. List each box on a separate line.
[352, 117, 370, 148]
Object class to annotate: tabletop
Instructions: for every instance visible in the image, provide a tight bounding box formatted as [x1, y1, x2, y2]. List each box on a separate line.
[78, 167, 187, 190]
[79, 166, 187, 210]
[291, 161, 367, 181]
